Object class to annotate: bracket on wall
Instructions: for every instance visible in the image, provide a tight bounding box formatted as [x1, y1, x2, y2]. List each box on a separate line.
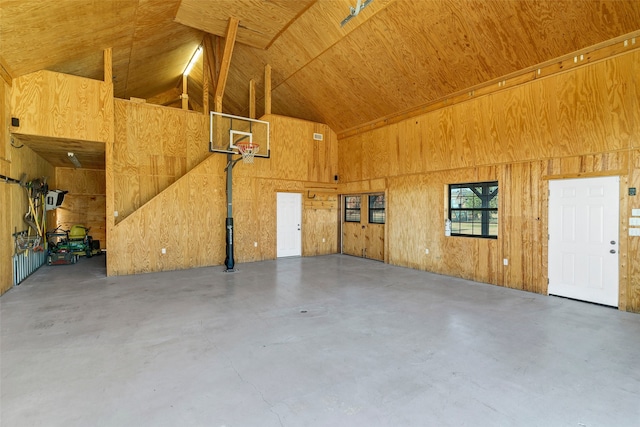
[307, 190, 316, 199]
[340, 0, 374, 27]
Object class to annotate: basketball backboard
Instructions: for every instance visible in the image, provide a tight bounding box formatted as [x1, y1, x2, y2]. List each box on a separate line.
[210, 111, 270, 158]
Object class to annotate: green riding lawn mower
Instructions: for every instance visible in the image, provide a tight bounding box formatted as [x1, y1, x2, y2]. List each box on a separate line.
[2, 172, 102, 266]
[46, 225, 101, 265]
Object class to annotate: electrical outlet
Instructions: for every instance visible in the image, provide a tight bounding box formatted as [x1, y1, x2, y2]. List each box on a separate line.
[114, 211, 119, 217]
[503, 258, 508, 266]
[254, 242, 258, 247]
[425, 248, 429, 254]
[161, 248, 166, 254]
[322, 238, 326, 243]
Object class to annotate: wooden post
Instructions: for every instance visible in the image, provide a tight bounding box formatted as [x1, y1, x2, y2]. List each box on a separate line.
[182, 75, 189, 110]
[249, 79, 256, 119]
[264, 64, 272, 115]
[214, 17, 239, 112]
[103, 48, 112, 84]
[203, 44, 209, 114]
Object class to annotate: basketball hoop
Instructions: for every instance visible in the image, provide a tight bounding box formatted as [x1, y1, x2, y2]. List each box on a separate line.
[236, 142, 260, 164]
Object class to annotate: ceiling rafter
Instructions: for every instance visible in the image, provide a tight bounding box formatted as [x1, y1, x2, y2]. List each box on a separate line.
[213, 17, 239, 112]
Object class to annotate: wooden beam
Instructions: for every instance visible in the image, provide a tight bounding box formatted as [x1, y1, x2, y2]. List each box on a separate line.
[264, 64, 272, 115]
[103, 48, 112, 84]
[249, 79, 256, 119]
[147, 88, 182, 106]
[203, 43, 209, 114]
[214, 17, 239, 112]
[0, 54, 13, 86]
[182, 75, 189, 110]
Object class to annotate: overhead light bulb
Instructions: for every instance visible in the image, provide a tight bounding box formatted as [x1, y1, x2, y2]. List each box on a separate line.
[184, 45, 203, 76]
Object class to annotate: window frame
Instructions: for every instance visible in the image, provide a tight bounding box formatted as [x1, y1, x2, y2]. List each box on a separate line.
[344, 195, 361, 223]
[448, 181, 498, 239]
[368, 194, 386, 224]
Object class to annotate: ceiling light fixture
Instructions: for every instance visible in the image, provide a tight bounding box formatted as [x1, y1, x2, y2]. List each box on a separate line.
[183, 45, 203, 76]
[341, 0, 374, 27]
[67, 152, 82, 168]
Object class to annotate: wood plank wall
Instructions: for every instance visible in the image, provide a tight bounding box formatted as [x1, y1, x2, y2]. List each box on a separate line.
[55, 168, 106, 249]
[112, 100, 210, 221]
[9, 70, 113, 142]
[338, 50, 640, 312]
[107, 106, 339, 275]
[1, 81, 56, 295]
[1, 81, 12, 294]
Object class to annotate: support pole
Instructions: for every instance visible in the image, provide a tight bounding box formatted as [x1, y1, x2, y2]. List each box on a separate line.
[224, 154, 242, 271]
[103, 48, 112, 84]
[249, 79, 256, 119]
[203, 46, 209, 114]
[181, 75, 189, 110]
[264, 64, 272, 115]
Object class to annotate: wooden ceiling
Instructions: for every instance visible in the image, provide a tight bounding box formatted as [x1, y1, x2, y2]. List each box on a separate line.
[175, 0, 316, 49]
[2, 0, 640, 136]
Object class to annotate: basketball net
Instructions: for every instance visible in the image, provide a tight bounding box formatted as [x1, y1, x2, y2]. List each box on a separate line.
[236, 142, 260, 164]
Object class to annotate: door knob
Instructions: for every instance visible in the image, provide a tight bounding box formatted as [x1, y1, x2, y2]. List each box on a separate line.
[610, 240, 616, 245]
[610, 249, 616, 254]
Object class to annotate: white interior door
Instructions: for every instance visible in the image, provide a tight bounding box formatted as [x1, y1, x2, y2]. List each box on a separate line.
[277, 192, 302, 257]
[548, 176, 619, 306]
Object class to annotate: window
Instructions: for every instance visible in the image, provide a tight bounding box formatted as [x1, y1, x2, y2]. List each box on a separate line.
[344, 195, 361, 222]
[368, 194, 385, 224]
[449, 181, 498, 238]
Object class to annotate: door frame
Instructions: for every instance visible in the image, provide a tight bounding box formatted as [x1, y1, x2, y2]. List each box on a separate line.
[276, 191, 302, 258]
[340, 191, 388, 262]
[547, 175, 620, 307]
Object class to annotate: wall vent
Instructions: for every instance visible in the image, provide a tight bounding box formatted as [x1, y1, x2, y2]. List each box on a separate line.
[313, 133, 323, 141]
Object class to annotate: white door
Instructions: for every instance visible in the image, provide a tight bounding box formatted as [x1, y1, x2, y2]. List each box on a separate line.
[548, 176, 619, 306]
[277, 192, 302, 257]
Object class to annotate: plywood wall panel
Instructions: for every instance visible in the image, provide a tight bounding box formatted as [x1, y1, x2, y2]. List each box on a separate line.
[307, 123, 338, 183]
[362, 126, 391, 181]
[1, 81, 8, 163]
[341, 51, 640, 312]
[498, 162, 546, 293]
[0, 179, 11, 294]
[113, 174, 140, 222]
[10, 71, 113, 143]
[633, 52, 640, 150]
[185, 172, 226, 267]
[1, 76, 55, 293]
[55, 168, 106, 194]
[55, 168, 106, 249]
[1, 81, 11, 294]
[552, 58, 632, 158]
[113, 100, 209, 221]
[627, 151, 640, 311]
[338, 134, 363, 184]
[303, 192, 338, 256]
[108, 111, 339, 276]
[9, 145, 55, 232]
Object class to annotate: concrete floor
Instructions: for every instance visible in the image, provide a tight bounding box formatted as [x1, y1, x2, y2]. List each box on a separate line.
[1, 255, 639, 427]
